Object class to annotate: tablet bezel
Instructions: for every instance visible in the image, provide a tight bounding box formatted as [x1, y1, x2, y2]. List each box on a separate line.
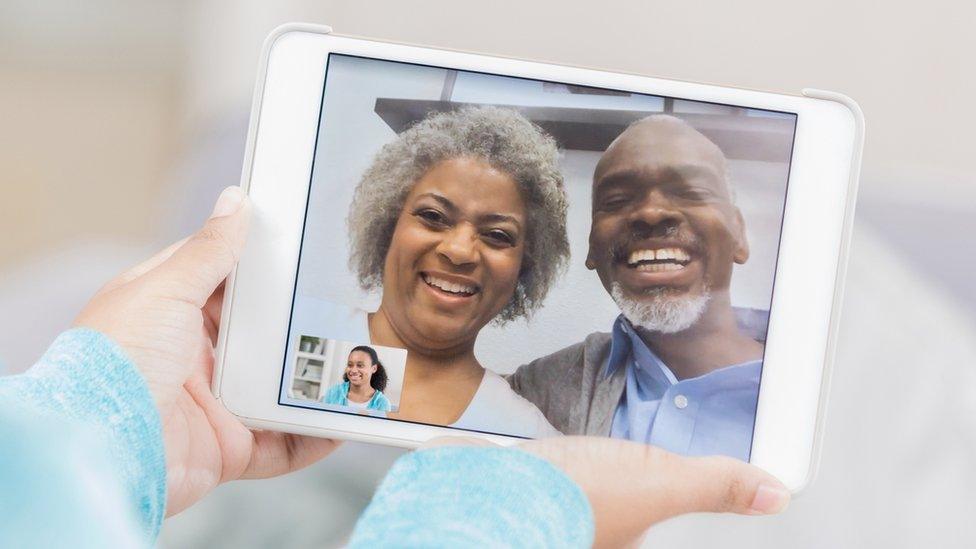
[213, 24, 862, 492]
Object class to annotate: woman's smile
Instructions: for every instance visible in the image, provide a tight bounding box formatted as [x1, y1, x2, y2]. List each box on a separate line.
[420, 272, 480, 297]
[347, 370, 365, 381]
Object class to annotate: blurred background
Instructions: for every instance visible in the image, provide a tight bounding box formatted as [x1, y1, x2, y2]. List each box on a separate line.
[1, 1, 973, 547]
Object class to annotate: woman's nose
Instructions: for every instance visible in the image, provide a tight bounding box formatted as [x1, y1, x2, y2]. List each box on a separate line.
[435, 225, 479, 266]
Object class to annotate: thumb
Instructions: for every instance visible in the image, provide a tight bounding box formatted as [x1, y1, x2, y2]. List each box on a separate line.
[519, 438, 790, 548]
[661, 454, 791, 518]
[148, 186, 250, 306]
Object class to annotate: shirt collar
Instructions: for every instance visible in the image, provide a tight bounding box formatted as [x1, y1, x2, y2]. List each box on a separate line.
[604, 315, 676, 384]
[603, 313, 766, 384]
[604, 315, 630, 379]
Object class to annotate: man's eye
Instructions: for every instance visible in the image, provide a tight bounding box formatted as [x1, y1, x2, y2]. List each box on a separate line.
[484, 229, 515, 246]
[677, 188, 711, 201]
[600, 196, 630, 210]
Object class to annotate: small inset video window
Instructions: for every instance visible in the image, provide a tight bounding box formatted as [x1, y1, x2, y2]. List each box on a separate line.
[288, 335, 406, 414]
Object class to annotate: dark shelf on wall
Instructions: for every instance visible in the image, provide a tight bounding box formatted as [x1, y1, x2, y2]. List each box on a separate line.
[373, 98, 795, 162]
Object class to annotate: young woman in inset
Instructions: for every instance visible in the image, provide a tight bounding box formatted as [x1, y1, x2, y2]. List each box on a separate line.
[324, 345, 392, 412]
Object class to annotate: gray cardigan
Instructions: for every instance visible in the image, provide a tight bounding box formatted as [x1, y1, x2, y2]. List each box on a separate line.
[507, 332, 625, 436]
[507, 309, 769, 436]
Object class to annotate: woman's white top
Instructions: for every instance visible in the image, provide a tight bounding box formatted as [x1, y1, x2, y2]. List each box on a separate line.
[344, 398, 370, 410]
[288, 295, 559, 439]
[452, 369, 561, 439]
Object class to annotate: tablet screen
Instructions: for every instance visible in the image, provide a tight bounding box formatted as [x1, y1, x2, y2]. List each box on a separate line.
[279, 53, 796, 461]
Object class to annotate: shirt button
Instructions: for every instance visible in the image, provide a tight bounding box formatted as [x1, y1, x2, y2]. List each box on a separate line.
[673, 394, 689, 409]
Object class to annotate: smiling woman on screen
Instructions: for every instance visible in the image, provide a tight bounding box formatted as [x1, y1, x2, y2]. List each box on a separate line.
[343, 106, 569, 437]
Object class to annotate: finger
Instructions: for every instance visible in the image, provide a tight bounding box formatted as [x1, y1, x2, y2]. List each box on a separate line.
[162, 387, 224, 517]
[202, 283, 225, 345]
[183, 370, 339, 483]
[145, 186, 250, 307]
[100, 237, 189, 293]
[242, 431, 341, 479]
[652, 452, 790, 518]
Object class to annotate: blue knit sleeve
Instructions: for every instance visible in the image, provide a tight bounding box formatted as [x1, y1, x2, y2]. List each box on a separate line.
[0, 328, 166, 547]
[348, 446, 594, 548]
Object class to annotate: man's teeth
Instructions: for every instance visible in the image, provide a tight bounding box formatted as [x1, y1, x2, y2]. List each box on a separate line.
[636, 262, 684, 272]
[422, 274, 476, 295]
[627, 248, 691, 266]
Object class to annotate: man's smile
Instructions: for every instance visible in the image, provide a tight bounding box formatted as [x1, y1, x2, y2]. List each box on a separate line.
[609, 241, 701, 289]
[626, 247, 692, 272]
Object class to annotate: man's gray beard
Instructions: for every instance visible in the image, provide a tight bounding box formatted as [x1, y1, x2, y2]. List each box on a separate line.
[610, 282, 710, 334]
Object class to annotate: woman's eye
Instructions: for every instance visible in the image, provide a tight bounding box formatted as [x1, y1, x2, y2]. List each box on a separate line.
[415, 208, 448, 226]
[484, 229, 516, 246]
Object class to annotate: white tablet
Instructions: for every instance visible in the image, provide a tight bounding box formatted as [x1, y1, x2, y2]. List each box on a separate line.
[214, 23, 863, 492]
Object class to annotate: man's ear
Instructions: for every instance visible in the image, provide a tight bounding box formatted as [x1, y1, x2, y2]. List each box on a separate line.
[733, 208, 750, 264]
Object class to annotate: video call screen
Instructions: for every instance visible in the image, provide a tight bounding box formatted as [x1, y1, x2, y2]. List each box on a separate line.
[279, 53, 796, 461]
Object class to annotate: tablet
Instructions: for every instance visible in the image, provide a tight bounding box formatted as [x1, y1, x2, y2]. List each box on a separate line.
[213, 23, 863, 492]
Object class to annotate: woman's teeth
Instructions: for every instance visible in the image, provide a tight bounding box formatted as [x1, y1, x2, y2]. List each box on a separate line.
[422, 274, 477, 296]
[627, 248, 691, 270]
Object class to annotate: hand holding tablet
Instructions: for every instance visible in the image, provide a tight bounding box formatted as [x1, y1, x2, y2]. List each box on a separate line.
[74, 187, 339, 516]
[428, 435, 791, 546]
[73, 183, 791, 545]
[214, 25, 863, 492]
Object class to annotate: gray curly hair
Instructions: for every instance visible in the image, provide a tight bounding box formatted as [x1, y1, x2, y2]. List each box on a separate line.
[347, 106, 570, 323]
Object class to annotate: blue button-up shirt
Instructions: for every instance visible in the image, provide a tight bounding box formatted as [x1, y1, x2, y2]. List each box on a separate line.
[607, 315, 763, 461]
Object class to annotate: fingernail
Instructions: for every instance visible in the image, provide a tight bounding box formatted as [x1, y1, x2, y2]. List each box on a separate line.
[749, 483, 791, 515]
[210, 186, 244, 218]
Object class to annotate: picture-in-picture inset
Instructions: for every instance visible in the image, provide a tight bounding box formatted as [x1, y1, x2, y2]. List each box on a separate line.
[288, 335, 407, 414]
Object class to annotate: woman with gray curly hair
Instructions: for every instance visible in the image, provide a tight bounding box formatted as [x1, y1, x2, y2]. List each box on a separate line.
[345, 106, 569, 437]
